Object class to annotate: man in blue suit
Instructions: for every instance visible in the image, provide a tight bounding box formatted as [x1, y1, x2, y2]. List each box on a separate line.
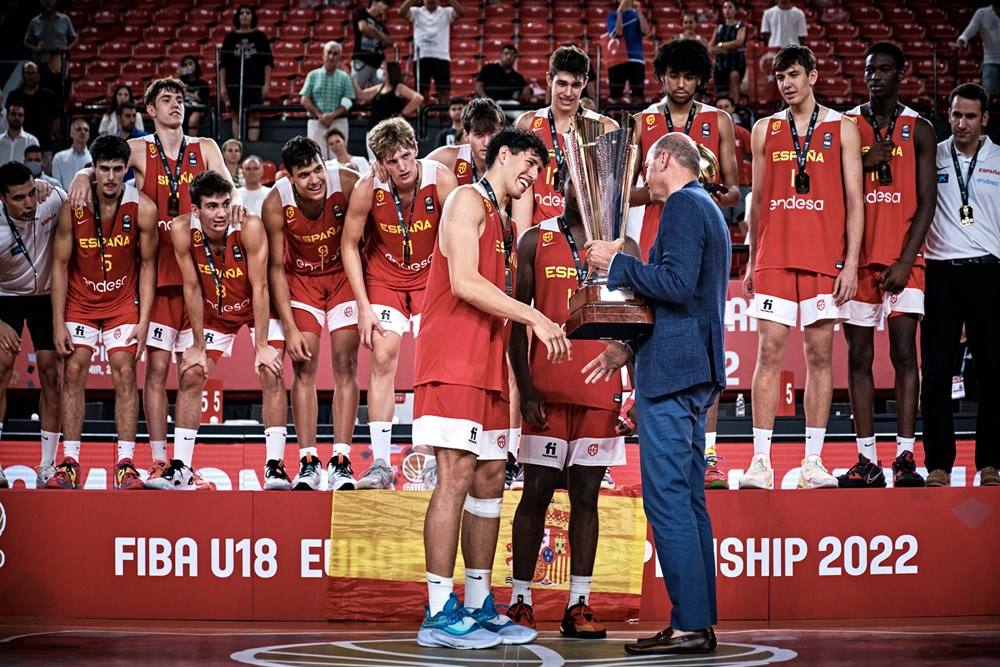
[584, 132, 730, 655]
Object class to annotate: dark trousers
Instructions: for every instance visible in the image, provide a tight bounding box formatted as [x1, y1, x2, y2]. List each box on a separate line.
[921, 259, 1000, 472]
[608, 61, 645, 99]
[636, 382, 719, 631]
[415, 57, 450, 100]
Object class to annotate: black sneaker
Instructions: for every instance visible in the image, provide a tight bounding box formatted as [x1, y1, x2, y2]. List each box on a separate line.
[560, 596, 607, 639]
[505, 453, 521, 490]
[327, 455, 356, 491]
[892, 450, 925, 488]
[292, 454, 322, 491]
[837, 454, 886, 488]
[263, 459, 292, 490]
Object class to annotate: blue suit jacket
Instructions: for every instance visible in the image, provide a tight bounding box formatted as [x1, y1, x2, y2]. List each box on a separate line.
[608, 181, 731, 399]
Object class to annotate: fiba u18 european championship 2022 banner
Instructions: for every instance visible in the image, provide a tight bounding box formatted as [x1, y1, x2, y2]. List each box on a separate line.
[325, 490, 648, 622]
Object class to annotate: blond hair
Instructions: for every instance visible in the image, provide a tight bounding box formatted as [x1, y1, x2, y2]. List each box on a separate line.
[367, 117, 417, 162]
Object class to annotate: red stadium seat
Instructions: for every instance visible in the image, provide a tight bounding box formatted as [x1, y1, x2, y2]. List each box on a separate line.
[925, 23, 957, 41]
[272, 41, 307, 59]
[820, 7, 850, 23]
[67, 60, 86, 79]
[92, 10, 118, 25]
[805, 23, 826, 39]
[858, 23, 892, 41]
[145, 25, 176, 42]
[176, 25, 209, 42]
[100, 41, 134, 59]
[815, 77, 852, 98]
[892, 23, 926, 41]
[451, 39, 479, 56]
[314, 23, 346, 41]
[277, 24, 311, 41]
[452, 21, 482, 39]
[553, 6, 583, 23]
[319, 7, 348, 23]
[883, 7, 916, 24]
[840, 57, 866, 79]
[74, 40, 98, 61]
[155, 8, 185, 24]
[486, 5, 515, 22]
[257, 8, 282, 25]
[906, 41, 935, 57]
[651, 5, 683, 21]
[286, 8, 318, 25]
[519, 21, 552, 38]
[955, 58, 980, 77]
[270, 59, 299, 80]
[832, 40, 868, 58]
[120, 60, 156, 79]
[911, 58, 947, 78]
[519, 37, 553, 57]
[849, 6, 882, 22]
[897, 77, 924, 99]
[86, 60, 120, 80]
[451, 58, 479, 76]
[520, 5, 550, 20]
[122, 8, 152, 25]
[261, 160, 278, 186]
[483, 38, 508, 55]
[815, 57, 843, 76]
[73, 80, 108, 102]
[803, 39, 835, 58]
[825, 23, 859, 40]
[188, 8, 216, 25]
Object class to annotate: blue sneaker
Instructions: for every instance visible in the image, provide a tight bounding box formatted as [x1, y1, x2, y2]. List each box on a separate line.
[417, 593, 501, 649]
[467, 593, 538, 645]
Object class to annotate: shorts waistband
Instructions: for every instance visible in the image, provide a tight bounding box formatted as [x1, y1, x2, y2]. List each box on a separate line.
[926, 255, 999, 267]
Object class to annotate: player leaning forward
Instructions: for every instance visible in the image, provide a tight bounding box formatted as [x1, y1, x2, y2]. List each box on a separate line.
[412, 128, 571, 649]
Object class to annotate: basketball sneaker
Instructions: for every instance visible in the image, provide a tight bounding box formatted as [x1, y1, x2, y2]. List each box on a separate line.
[505, 454, 522, 490]
[421, 456, 437, 490]
[0, 463, 7, 488]
[560, 596, 607, 639]
[798, 456, 838, 489]
[291, 454, 322, 491]
[144, 459, 214, 490]
[704, 455, 727, 489]
[145, 460, 170, 488]
[326, 454, 355, 491]
[838, 454, 886, 488]
[739, 454, 773, 489]
[114, 458, 145, 490]
[263, 459, 292, 490]
[467, 592, 538, 644]
[46, 456, 81, 489]
[417, 593, 502, 649]
[36, 462, 56, 487]
[601, 468, 616, 490]
[356, 458, 394, 490]
[507, 595, 536, 629]
[892, 451, 925, 487]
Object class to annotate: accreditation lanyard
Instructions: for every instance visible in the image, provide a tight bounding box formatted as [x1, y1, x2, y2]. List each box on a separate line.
[91, 186, 125, 281]
[3, 203, 33, 269]
[154, 134, 187, 216]
[867, 103, 900, 184]
[480, 177, 514, 295]
[547, 108, 581, 189]
[390, 162, 420, 265]
[665, 102, 697, 135]
[556, 215, 586, 285]
[787, 104, 820, 194]
[201, 226, 229, 312]
[951, 140, 982, 226]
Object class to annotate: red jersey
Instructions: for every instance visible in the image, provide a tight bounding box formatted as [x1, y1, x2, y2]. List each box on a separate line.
[140, 134, 207, 287]
[846, 104, 922, 268]
[274, 165, 349, 276]
[415, 185, 512, 394]
[733, 122, 753, 187]
[190, 214, 253, 333]
[530, 218, 621, 410]
[454, 143, 477, 185]
[367, 158, 444, 290]
[757, 109, 848, 276]
[66, 184, 141, 317]
[527, 107, 603, 226]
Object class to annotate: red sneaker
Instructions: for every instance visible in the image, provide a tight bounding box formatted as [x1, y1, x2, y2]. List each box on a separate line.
[704, 456, 727, 489]
[46, 457, 81, 489]
[114, 458, 145, 490]
[560, 596, 607, 639]
[507, 596, 536, 629]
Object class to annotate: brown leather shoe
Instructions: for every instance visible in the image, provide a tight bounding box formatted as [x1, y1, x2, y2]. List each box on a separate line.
[925, 469, 951, 487]
[979, 467, 1000, 486]
[624, 627, 717, 655]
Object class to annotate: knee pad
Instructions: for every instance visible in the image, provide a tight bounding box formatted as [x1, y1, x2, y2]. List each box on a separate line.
[463, 495, 502, 519]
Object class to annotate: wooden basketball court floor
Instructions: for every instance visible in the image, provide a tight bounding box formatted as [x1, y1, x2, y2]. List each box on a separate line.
[1, 617, 998, 665]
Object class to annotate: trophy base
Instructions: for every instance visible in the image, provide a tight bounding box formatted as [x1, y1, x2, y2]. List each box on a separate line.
[565, 284, 654, 340]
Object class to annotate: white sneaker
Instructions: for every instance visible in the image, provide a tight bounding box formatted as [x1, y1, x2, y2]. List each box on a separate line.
[739, 454, 774, 489]
[292, 454, 324, 491]
[36, 462, 57, 488]
[326, 454, 356, 491]
[420, 457, 437, 490]
[798, 455, 838, 489]
[356, 459, 394, 490]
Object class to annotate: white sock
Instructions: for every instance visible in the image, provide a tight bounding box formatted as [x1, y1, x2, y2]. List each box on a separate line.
[426, 572, 454, 616]
[510, 578, 532, 606]
[752, 428, 772, 457]
[464, 568, 492, 610]
[705, 431, 718, 458]
[150, 439, 168, 462]
[264, 427, 287, 462]
[299, 446, 318, 458]
[897, 436, 915, 457]
[63, 440, 81, 461]
[332, 442, 351, 458]
[856, 436, 877, 463]
[117, 440, 135, 462]
[568, 574, 592, 608]
[368, 421, 392, 463]
[40, 429, 59, 466]
[805, 427, 826, 459]
[173, 427, 197, 467]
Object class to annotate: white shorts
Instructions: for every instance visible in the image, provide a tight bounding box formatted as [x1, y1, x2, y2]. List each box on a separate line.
[65, 320, 136, 353]
[412, 383, 509, 461]
[175, 319, 285, 359]
[371, 304, 421, 337]
[518, 404, 625, 469]
[291, 299, 360, 334]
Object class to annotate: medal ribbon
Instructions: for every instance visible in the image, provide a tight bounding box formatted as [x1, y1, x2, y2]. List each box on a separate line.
[556, 215, 586, 285]
[950, 140, 981, 216]
[787, 104, 820, 179]
[153, 134, 187, 212]
[91, 185, 124, 281]
[201, 224, 229, 313]
[665, 102, 697, 135]
[389, 162, 420, 265]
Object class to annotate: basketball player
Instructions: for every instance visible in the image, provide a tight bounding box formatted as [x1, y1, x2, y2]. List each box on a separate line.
[49, 136, 157, 489]
[145, 171, 283, 489]
[413, 128, 568, 649]
[262, 137, 360, 491]
[742, 46, 863, 489]
[841, 43, 936, 488]
[0, 163, 64, 488]
[427, 98, 506, 185]
[632, 39, 740, 489]
[342, 118, 457, 489]
[68, 78, 242, 480]
[507, 166, 638, 638]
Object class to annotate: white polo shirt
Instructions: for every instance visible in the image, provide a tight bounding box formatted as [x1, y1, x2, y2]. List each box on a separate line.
[408, 5, 455, 60]
[926, 136, 1000, 261]
[0, 186, 66, 296]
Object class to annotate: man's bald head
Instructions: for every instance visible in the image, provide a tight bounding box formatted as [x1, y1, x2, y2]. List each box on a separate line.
[648, 132, 701, 176]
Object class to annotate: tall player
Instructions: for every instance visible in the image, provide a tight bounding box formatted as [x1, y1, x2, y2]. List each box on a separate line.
[742, 46, 863, 489]
[146, 171, 284, 489]
[413, 129, 567, 649]
[427, 98, 506, 185]
[69, 78, 241, 477]
[342, 118, 457, 489]
[841, 43, 936, 488]
[262, 137, 360, 491]
[49, 136, 157, 489]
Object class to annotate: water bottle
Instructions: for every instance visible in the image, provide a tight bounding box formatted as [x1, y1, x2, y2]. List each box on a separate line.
[735, 393, 746, 417]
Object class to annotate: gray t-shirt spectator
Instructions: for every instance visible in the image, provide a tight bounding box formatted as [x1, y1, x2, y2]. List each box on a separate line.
[24, 12, 76, 57]
[760, 4, 807, 48]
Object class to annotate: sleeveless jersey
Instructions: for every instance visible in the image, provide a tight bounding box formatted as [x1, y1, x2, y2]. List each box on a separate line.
[189, 213, 253, 332]
[140, 134, 206, 287]
[454, 143, 477, 185]
[415, 185, 512, 394]
[527, 107, 604, 226]
[367, 158, 444, 290]
[757, 109, 848, 276]
[275, 165, 349, 276]
[67, 184, 141, 317]
[529, 218, 621, 410]
[846, 104, 923, 267]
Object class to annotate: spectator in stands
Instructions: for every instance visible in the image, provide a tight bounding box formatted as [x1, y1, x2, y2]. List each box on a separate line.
[436, 97, 465, 147]
[711, 1, 747, 102]
[956, 1, 1000, 97]
[675, 13, 707, 46]
[115, 102, 145, 141]
[0, 102, 38, 164]
[760, 0, 807, 48]
[352, 0, 393, 88]
[301, 41, 356, 159]
[399, 0, 464, 104]
[22, 145, 58, 188]
[7, 62, 59, 156]
[325, 127, 371, 175]
[220, 4, 274, 141]
[354, 61, 424, 132]
[51, 118, 91, 189]
[475, 44, 529, 103]
[607, 0, 651, 103]
[98, 85, 145, 137]
[236, 155, 270, 216]
[222, 138, 246, 187]
[178, 56, 211, 137]
[23, 0, 77, 101]
[714, 94, 751, 230]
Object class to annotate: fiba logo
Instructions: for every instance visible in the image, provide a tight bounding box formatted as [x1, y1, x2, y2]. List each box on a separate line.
[0, 501, 6, 569]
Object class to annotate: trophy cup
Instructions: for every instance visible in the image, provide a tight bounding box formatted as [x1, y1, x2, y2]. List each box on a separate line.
[564, 116, 654, 340]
